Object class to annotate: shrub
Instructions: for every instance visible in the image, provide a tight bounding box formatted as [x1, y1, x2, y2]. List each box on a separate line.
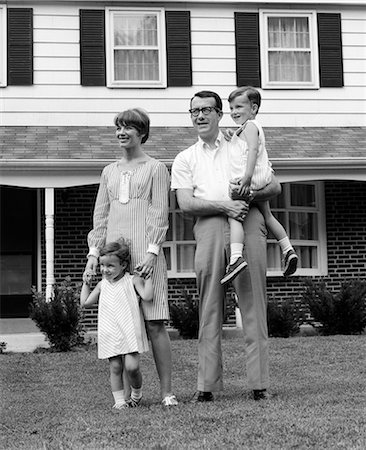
[267, 298, 301, 338]
[30, 277, 84, 351]
[302, 279, 366, 335]
[170, 290, 199, 339]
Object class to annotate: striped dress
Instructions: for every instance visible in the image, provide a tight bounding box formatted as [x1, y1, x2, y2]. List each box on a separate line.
[88, 158, 170, 321]
[228, 119, 273, 190]
[97, 274, 149, 359]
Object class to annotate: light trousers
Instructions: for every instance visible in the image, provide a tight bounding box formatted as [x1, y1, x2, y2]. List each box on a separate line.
[193, 207, 269, 392]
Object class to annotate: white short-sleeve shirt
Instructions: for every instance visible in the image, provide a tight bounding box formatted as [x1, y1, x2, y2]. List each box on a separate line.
[171, 132, 232, 201]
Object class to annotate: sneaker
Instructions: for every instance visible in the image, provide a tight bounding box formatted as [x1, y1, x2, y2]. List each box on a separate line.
[112, 402, 128, 410]
[283, 249, 298, 277]
[220, 256, 248, 285]
[253, 389, 277, 401]
[126, 396, 142, 408]
[162, 394, 178, 407]
[190, 391, 214, 404]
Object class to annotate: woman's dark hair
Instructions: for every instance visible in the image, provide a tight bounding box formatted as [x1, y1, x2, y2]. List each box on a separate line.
[228, 86, 261, 111]
[113, 108, 150, 143]
[100, 238, 131, 271]
[190, 90, 223, 112]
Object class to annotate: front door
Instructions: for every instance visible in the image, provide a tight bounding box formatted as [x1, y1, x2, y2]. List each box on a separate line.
[0, 186, 37, 318]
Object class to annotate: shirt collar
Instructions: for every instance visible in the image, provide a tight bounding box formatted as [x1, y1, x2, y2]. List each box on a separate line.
[198, 131, 224, 151]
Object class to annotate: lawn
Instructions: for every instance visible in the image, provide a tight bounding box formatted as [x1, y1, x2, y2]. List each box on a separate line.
[1, 335, 365, 449]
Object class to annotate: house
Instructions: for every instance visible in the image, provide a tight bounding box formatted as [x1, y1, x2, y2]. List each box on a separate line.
[0, 0, 365, 333]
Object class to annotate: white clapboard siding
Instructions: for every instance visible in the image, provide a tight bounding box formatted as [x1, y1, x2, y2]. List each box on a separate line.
[1, 2, 365, 128]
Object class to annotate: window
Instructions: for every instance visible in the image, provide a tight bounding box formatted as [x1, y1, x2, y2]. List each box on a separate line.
[165, 183, 327, 278]
[260, 10, 319, 89]
[106, 8, 166, 87]
[0, 5, 6, 87]
[163, 192, 196, 278]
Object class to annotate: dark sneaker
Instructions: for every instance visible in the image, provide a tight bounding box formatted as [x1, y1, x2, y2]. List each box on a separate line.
[283, 249, 298, 277]
[126, 396, 142, 407]
[220, 256, 248, 285]
[190, 391, 214, 404]
[253, 389, 276, 401]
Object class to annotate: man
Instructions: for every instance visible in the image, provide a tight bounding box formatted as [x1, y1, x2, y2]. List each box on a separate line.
[171, 90, 281, 401]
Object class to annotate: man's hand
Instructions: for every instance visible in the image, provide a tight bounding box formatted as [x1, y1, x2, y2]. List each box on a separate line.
[222, 128, 235, 142]
[223, 200, 249, 222]
[83, 256, 98, 283]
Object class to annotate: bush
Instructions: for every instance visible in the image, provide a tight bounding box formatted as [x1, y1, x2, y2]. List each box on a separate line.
[30, 277, 84, 351]
[302, 279, 366, 335]
[170, 290, 199, 339]
[267, 298, 301, 338]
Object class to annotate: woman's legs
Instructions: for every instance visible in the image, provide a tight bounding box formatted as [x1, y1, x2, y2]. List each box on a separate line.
[145, 320, 173, 399]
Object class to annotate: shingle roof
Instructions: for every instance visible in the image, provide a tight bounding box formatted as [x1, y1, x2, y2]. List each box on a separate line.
[0, 126, 365, 161]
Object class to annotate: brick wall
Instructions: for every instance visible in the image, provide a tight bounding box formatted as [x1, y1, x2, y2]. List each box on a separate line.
[40, 180, 366, 330]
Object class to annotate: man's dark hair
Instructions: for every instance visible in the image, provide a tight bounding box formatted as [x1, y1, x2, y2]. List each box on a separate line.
[190, 90, 223, 111]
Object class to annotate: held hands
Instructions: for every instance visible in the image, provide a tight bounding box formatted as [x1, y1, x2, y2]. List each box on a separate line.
[134, 252, 157, 279]
[229, 179, 254, 203]
[83, 256, 98, 284]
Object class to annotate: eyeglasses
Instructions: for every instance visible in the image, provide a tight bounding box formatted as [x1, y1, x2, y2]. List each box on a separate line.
[189, 106, 221, 117]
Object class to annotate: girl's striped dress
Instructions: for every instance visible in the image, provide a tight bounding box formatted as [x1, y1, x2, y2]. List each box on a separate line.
[88, 158, 170, 321]
[228, 119, 274, 190]
[98, 274, 149, 359]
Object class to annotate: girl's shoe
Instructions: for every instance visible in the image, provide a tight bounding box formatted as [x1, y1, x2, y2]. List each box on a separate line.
[126, 396, 142, 407]
[113, 402, 128, 409]
[162, 394, 178, 406]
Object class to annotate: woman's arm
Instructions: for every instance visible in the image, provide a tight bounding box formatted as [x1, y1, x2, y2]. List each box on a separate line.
[80, 282, 101, 308]
[133, 276, 153, 302]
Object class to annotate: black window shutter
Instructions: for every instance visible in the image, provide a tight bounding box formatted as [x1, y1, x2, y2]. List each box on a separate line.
[80, 10, 106, 86]
[235, 12, 261, 87]
[7, 8, 33, 86]
[318, 13, 343, 87]
[166, 11, 192, 87]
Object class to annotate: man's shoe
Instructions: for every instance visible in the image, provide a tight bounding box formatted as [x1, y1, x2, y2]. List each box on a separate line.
[253, 389, 276, 401]
[283, 249, 298, 277]
[220, 256, 248, 285]
[190, 391, 214, 403]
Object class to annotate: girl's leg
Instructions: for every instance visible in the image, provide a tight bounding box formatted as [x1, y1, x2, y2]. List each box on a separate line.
[109, 356, 126, 409]
[257, 201, 298, 276]
[124, 352, 143, 406]
[145, 320, 175, 401]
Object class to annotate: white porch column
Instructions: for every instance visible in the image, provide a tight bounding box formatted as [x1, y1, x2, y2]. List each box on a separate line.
[45, 188, 55, 300]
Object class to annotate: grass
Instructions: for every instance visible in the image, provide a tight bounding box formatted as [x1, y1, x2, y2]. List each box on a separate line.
[1, 335, 365, 449]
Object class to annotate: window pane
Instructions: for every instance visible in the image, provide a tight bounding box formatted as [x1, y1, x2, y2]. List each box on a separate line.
[166, 213, 173, 241]
[0, 255, 32, 295]
[268, 51, 311, 82]
[297, 246, 318, 269]
[290, 212, 318, 240]
[163, 247, 171, 271]
[268, 211, 286, 239]
[177, 244, 195, 273]
[290, 184, 315, 207]
[114, 49, 159, 81]
[114, 15, 157, 46]
[176, 212, 195, 240]
[267, 243, 281, 270]
[268, 17, 309, 49]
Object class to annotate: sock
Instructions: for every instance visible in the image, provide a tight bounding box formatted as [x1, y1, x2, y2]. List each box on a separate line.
[230, 243, 244, 265]
[131, 386, 142, 402]
[112, 389, 126, 406]
[278, 237, 293, 255]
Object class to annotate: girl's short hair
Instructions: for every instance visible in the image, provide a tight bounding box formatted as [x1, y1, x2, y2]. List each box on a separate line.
[228, 86, 261, 111]
[113, 108, 150, 143]
[100, 238, 131, 271]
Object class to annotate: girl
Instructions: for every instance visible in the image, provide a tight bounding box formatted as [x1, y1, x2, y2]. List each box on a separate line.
[221, 86, 298, 285]
[81, 239, 151, 410]
[83, 108, 177, 407]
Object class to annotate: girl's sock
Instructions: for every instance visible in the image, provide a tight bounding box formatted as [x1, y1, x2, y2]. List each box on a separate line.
[112, 389, 126, 407]
[130, 386, 142, 402]
[230, 243, 244, 265]
[278, 237, 293, 255]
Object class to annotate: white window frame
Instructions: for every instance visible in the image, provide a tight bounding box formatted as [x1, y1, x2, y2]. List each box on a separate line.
[165, 182, 327, 279]
[0, 5, 6, 87]
[267, 182, 327, 277]
[259, 10, 319, 89]
[105, 7, 167, 88]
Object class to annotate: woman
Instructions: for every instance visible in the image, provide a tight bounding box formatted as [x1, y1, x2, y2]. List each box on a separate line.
[83, 108, 178, 407]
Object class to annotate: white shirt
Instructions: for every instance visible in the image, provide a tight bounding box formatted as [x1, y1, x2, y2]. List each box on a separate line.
[171, 132, 231, 201]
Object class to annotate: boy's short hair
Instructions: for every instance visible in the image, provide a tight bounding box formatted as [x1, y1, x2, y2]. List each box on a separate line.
[100, 238, 131, 271]
[113, 108, 150, 143]
[228, 86, 261, 111]
[191, 90, 223, 112]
